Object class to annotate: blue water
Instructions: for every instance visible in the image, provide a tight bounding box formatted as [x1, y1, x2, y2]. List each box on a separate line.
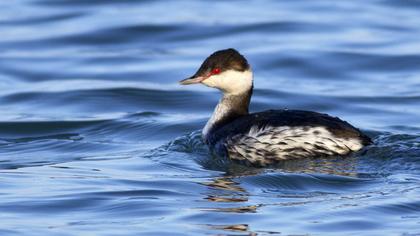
[1, 0, 419, 235]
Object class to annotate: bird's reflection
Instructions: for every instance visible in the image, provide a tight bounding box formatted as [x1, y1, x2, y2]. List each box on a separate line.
[206, 224, 258, 236]
[202, 177, 251, 207]
[203, 156, 360, 203]
[271, 155, 360, 177]
[200, 156, 362, 235]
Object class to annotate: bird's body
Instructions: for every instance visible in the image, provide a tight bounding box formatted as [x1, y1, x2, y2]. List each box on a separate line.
[180, 48, 371, 166]
[205, 109, 371, 166]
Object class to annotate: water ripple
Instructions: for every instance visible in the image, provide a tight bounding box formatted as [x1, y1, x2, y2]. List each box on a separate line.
[0, 0, 419, 235]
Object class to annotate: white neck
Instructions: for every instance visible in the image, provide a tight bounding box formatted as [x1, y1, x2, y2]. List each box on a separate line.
[202, 89, 253, 142]
[203, 95, 231, 139]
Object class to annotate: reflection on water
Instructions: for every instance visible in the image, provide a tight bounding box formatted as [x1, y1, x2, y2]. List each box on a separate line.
[274, 156, 359, 177]
[204, 177, 247, 194]
[0, 0, 419, 235]
[200, 157, 362, 216]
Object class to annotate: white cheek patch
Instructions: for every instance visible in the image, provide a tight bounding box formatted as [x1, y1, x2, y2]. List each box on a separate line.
[202, 70, 253, 94]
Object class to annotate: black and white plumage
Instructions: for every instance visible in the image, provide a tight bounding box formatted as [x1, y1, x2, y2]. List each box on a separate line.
[180, 48, 372, 166]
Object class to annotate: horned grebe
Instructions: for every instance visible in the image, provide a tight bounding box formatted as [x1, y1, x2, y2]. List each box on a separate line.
[180, 48, 371, 166]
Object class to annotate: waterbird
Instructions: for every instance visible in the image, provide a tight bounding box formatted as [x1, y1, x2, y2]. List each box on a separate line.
[179, 48, 372, 166]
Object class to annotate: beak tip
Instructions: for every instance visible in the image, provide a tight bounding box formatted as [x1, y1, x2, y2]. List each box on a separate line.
[179, 76, 202, 85]
[179, 80, 189, 85]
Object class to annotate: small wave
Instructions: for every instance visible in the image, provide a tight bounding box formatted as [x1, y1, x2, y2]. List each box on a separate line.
[160, 129, 419, 179]
[0, 87, 211, 116]
[0, 12, 85, 26]
[359, 133, 420, 175]
[0, 120, 107, 139]
[34, 0, 156, 7]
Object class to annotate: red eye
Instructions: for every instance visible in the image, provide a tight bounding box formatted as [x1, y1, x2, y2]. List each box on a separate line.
[211, 68, 221, 75]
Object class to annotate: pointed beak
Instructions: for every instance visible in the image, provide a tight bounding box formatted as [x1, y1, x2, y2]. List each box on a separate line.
[179, 75, 205, 85]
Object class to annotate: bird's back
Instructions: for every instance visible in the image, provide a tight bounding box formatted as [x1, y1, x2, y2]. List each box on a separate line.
[206, 109, 371, 166]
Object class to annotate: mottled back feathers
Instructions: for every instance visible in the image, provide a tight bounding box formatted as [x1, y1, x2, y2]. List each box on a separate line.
[206, 109, 371, 166]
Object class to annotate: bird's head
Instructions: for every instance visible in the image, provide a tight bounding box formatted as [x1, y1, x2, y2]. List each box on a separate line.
[180, 48, 253, 94]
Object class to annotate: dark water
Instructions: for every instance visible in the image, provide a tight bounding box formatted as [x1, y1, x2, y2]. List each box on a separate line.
[1, 0, 419, 235]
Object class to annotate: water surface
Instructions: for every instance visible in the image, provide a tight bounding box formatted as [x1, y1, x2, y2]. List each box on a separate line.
[0, 0, 419, 235]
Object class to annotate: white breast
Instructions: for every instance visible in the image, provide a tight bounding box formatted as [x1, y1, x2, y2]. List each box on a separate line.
[225, 125, 364, 166]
